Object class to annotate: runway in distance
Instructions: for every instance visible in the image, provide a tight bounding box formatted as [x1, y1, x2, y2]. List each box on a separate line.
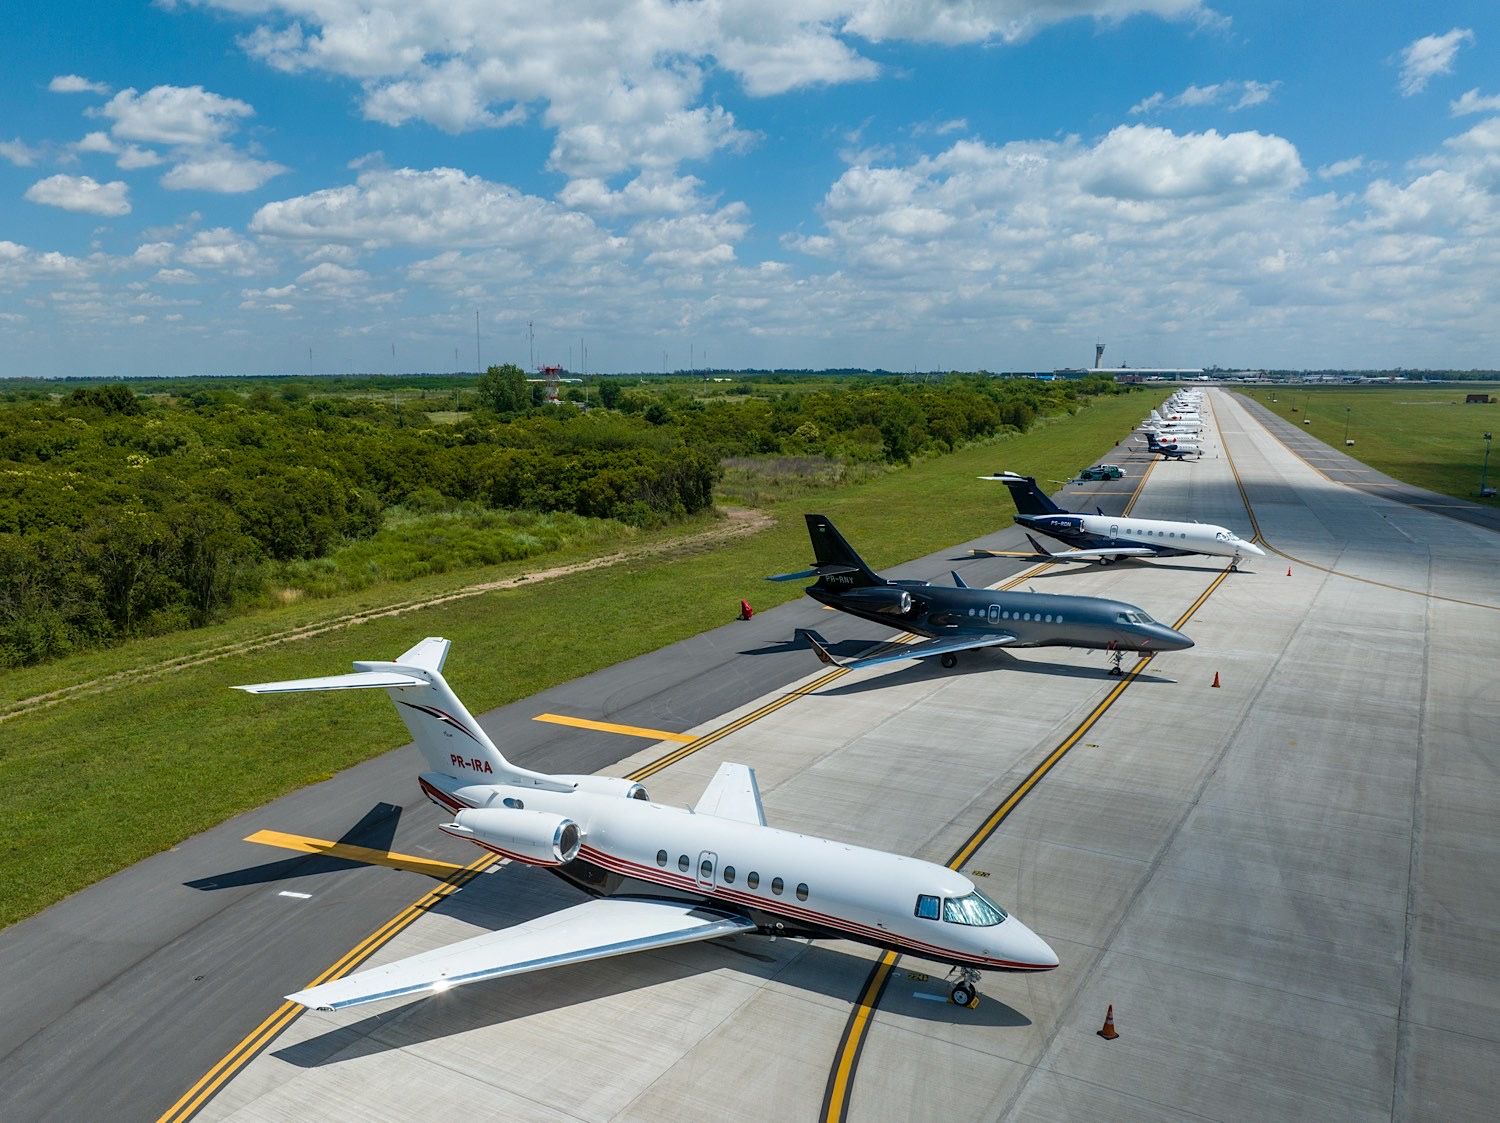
[236, 638, 1058, 1011]
[769, 514, 1193, 672]
[976, 472, 1264, 570]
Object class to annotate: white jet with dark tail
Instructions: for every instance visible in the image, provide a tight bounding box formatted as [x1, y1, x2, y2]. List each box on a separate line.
[236, 638, 1058, 1011]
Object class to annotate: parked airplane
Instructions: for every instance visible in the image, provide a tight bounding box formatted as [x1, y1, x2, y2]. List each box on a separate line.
[1144, 432, 1201, 460]
[236, 638, 1058, 1010]
[769, 514, 1192, 672]
[982, 473, 1264, 571]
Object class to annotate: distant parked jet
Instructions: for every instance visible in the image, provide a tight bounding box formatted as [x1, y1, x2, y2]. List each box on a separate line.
[1144, 432, 1201, 460]
[979, 473, 1264, 571]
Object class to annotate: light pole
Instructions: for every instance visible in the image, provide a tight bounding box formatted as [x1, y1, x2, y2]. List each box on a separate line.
[1482, 432, 1494, 498]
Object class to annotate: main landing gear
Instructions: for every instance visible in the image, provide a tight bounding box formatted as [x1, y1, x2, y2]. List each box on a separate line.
[941, 653, 959, 669]
[949, 965, 981, 1007]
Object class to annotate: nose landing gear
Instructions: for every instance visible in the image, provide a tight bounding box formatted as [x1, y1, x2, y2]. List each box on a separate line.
[948, 965, 981, 1007]
[1107, 646, 1125, 676]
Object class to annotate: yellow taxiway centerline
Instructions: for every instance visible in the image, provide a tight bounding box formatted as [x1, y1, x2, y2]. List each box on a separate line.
[242, 830, 468, 878]
[531, 712, 697, 743]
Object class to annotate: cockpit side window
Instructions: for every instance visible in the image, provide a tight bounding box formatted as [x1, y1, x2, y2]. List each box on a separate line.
[914, 894, 940, 920]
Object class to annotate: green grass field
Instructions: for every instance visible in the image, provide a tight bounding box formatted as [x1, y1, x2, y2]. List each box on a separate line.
[1236, 386, 1500, 504]
[0, 390, 1151, 929]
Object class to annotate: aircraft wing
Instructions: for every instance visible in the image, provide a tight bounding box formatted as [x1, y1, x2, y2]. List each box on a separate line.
[693, 762, 767, 825]
[1025, 546, 1159, 562]
[799, 629, 1017, 670]
[287, 897, 755, 1012]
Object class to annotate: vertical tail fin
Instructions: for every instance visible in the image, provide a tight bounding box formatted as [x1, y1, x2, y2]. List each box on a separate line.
[235, 638, 569, 790]
[985, 472, 1066, 515]
[802, 514, 882, 587]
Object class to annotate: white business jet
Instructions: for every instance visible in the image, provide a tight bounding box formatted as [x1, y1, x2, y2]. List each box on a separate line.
[237, 639, 1058, 1011]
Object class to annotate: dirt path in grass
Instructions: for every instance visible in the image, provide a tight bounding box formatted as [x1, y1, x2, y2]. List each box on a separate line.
[0, 507, 775, 725]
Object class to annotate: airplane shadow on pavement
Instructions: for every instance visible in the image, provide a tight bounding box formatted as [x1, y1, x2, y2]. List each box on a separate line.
[805, 650, 1178, 697]
[184, 802, 404, 891]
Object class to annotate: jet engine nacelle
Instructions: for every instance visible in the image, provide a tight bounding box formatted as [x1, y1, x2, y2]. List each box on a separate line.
[841, 586, 914, 615]
[560, 775, 651, 801]
[443, 807, 583, 866]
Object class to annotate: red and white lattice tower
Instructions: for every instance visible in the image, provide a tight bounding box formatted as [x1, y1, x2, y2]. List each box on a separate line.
[540, 364, 564, 404]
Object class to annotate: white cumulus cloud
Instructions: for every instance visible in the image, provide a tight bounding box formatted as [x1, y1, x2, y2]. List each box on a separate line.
[1451, 88, 1500, 116]
[251, 167, 625, 262]
[186, 0, 1220, 178]
[1397, 28, 1473, 97]
[161, 148, 288, 193]
[100, 85, 255, 146]
[1130, 79, 1278, 115]
[24, 174, 131, 217]
[49, 74, 112, 95]
[1, 138, 41, 166]
[1080, 125, 1303, 201]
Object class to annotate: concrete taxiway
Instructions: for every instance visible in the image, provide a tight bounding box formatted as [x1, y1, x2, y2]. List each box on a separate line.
[182, 390, 1500, 1121]
[6, 389, 1497, 1121]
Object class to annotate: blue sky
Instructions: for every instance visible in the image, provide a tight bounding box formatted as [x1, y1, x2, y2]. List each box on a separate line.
[3, 1, 1498, 376]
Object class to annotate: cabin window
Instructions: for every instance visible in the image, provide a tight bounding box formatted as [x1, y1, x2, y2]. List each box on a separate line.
[700, 858, 714, 879]
[796, 883, 809, 901]
[771, 877, 785, 895]
[914, 894, 940, 920]
[678, 854, 690, 873]
[747, 871, 760, 889]
[656, 849, 668, 867]
[723, 866, 736, 884]
[503, 797, 524, 809]
[942, 891, 1009, 926]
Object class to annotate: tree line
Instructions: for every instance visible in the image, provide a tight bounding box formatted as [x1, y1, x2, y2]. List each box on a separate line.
[0, 372, 1123, 666]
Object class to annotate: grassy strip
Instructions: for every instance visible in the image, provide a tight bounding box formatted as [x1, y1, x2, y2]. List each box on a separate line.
[0, 392, 1149, 928]
[1237, 386, 1500, 504]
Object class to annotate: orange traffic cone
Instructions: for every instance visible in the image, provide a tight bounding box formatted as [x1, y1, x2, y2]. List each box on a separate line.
[737, 599, 754, 621]
[1211, 672, 1221, 688]
[1097, 1004, 1119, 1040]
[1286, 566, 1292, 577]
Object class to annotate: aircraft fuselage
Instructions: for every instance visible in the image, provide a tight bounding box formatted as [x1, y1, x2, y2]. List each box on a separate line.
[806, 581, 1191, 653]
[419, 774, 1058, 972]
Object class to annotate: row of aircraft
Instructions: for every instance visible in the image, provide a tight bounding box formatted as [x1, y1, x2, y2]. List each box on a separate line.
[239, 391, 1247, 1015]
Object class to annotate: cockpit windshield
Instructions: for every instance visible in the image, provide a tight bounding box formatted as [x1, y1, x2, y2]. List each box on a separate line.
[942, 890, 1008, 926]
[1115, 610, 1155, 625]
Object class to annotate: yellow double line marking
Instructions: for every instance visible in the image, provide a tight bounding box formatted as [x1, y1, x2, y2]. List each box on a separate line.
[159, 461, 1152, 1122]
[821, 553, 1226, 1121]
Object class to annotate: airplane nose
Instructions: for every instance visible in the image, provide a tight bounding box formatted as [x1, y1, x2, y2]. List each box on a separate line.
[1155, 625, 1194, 651]
[1244, 542, 1267, 556]
[1000, 917, 1059, 970]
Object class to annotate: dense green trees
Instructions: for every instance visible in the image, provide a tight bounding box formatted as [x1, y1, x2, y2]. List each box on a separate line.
[0, 373, 1122, 666]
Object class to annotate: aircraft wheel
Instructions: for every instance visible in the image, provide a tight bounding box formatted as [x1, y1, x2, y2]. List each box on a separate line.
[940, 653, 958, 669]
[950, 983, 974, 1007]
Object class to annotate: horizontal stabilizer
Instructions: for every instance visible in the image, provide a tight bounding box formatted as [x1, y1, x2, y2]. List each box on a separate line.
[234, 670, 426, 694]
[287, 897, 754, 1012]
[767, 563, 860, 583]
